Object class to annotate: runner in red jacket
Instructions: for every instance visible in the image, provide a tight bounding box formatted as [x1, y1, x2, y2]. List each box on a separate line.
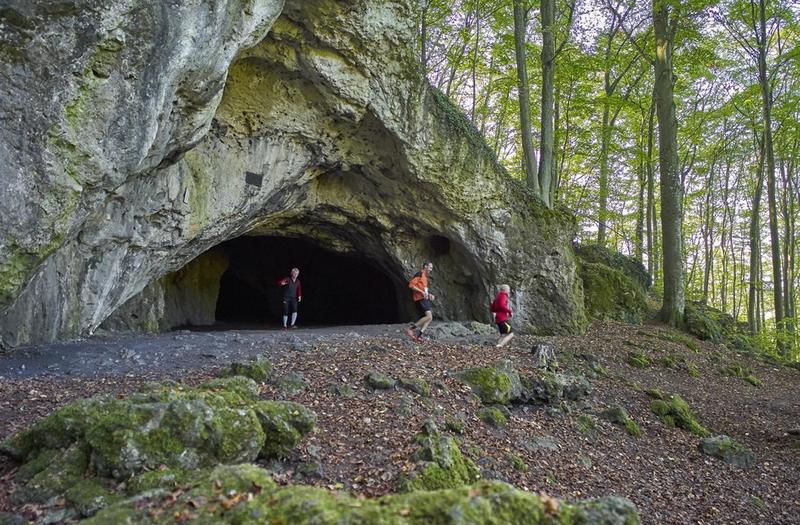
[490, 284, 514, 348]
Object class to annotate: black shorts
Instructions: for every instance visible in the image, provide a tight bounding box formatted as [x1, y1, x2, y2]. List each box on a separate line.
[283, 298, 298, 315]
[415, 299, 433, 316]
[497, 321, 513, 335]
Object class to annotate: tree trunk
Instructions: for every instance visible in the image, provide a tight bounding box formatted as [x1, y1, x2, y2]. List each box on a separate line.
[756, 0, 784, 349]
[598, 98, 611, 246]
[653, 2, 684, 327]
[471, 0, 481, 123]
[646, 91, 656, 282]
[513, 0, 540, 195]
[748, 133, 765, 334]
[538, 0, 555, 207]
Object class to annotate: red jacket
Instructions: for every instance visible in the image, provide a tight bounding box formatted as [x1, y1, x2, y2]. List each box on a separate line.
[276, 277, 302, 299]
[490, 291, 512, 323]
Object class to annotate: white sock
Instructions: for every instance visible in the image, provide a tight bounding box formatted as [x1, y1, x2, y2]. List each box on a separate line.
[283, 315, 288, 327]
[291, 312, 298, 326]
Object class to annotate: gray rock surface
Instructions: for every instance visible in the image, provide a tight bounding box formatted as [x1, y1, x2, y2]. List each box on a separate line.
[0, 0, 586, 348]
[699, 435, 756, 469]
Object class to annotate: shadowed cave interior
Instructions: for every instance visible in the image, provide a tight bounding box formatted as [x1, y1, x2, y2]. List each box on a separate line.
[213, 236, 408, 327]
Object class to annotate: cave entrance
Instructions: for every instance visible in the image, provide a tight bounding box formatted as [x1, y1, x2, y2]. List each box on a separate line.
[214, 236, 404, 327]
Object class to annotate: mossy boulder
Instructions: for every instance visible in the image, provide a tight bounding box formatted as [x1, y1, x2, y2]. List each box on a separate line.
[365, 371, 396, 390]
[684, 302, 729, 342]
[650, 394, 710, 437]
[699, 435, 755, 468]
[600, 406, 641, 437]
[575, 243, 651, 291]
[478, 406, 510, 428]
[1, 379, 315, 514]
[399, 377, 432, 397]
[455, 359, 522, 405]
[578, 261, 648, 324]
[83, 463, 639, 524]
[221, 359, 273, 382]
[253, 400, 317, 459]
[720, 362, 762, 386]
[272, 371, 310, 394]
[397, 420, 481, 492]
[521, 372, 592, 404]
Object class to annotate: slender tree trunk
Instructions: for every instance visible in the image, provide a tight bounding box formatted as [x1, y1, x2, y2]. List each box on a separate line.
[470, 0, 481, 123]
[653, 2, 684, 327]
[420, 1, 429, 72]
[514, 1, 540, 195]
[598, 98, 611, 246]
[755, 0, 784, 348]
[636, 115, 646, 264]
[646, 91, 656, 282]
[720, 157, 732, 313]
[702, 156, 717, 303]
[538, 0, 555, 207]
[552, 83, 562, 202]
[748, 134, 766, 334]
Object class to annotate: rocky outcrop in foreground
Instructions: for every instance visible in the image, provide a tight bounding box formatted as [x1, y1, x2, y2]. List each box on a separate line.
[0, 378, 639, 523]
[0, 0, 586, 347]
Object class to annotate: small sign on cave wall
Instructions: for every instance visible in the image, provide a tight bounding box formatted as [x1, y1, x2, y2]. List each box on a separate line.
[245, 172, 263, 187]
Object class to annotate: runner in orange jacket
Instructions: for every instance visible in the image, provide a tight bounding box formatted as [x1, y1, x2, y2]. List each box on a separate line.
[405, 261, 435, 341]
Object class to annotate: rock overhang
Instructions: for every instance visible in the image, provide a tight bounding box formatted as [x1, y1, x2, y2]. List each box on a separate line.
[0, 0, 586, 347]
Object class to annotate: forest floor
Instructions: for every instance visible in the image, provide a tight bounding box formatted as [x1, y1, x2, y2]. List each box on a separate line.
[0, 320, 798, 524]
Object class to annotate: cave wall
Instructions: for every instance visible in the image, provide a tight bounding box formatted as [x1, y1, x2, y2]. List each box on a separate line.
[0, 0, 586, 347]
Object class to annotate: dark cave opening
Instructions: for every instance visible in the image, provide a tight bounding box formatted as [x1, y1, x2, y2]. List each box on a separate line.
[214, 236, 403, 326]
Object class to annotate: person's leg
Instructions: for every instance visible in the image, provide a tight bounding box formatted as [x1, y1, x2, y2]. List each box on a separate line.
[496, 322, 514, 347]
[289, 299, 298, 327]
[496, 332, 514, 348]
[282, 300, 289, 328]
[417, 310, 433, 334]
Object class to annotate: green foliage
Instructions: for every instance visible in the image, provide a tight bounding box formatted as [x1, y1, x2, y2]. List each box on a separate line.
[626, 351, 651, 368]
[576, 415, 596, 436]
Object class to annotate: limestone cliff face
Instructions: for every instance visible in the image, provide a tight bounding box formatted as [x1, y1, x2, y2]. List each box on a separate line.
[0, 0, 586, 347]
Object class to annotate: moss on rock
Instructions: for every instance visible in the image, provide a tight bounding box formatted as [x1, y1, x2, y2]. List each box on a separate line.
[650, 394, 710, 437]
[365, 371, 396, 390]
[221, 359, 273, 382]
[478, 406, 509, 428]
[85, 463, 639, 524]
[455, 359, 522, 405]
[575, 244, 651, 291]
[399, 377, 431, 397]
[2, 380, 316, 516]
[398, 420, 481, 492]
[600, 406, 641, 437]
[699, 435, 755, 469]
[578, 261, 648, 325]
[253, 400, 316, 459]
[721, 362, 762, 386]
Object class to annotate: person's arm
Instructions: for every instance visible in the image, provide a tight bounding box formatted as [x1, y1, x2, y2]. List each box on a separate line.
[500, 294, 512, 315]
[408, 277, 425, 294]
[276, 277, 288, 286]
[297, 281, 302, 302]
